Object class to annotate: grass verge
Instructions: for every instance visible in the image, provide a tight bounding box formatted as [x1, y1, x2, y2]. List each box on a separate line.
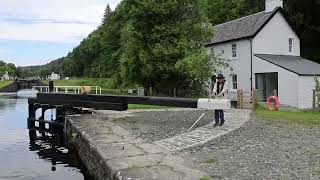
[199, 177, 209, 180]
[0, 80, 13, 89]
[255, 105, 320, 124]
[202, 158, 218, 164]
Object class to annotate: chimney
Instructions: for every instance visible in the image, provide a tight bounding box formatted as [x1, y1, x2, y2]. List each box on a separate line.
[265, 0, 283, 13]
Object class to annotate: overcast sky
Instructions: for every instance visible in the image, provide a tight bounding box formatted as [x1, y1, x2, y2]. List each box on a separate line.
[0, 0, 121, 66]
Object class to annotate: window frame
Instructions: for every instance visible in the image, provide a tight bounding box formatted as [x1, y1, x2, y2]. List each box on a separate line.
[231, 44, 237, 58]
[289, 38, 294, 53]
[210, 47, 215, 55]
[232, 74, 238, 90]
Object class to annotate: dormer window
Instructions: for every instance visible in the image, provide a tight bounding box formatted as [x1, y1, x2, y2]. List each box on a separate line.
[289, 38, 294, 53]
[232, 44, 237, 58]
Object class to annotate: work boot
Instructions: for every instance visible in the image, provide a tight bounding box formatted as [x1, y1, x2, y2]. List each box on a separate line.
[213, 122, 219, 127]
[219, 121, 224, 126]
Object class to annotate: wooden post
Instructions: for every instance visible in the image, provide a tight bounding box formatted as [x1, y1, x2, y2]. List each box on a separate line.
[39, 107, 46, 130]
[237, 90, 243, 109]
[28, 103, 35, 129]
[240, 90, 244, 109]
[237, 90, 240, 109]
[252, 89, 258, 110]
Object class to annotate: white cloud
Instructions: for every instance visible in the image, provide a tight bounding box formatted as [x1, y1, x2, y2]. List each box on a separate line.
[0, 20, 96, 43]
[0, 0, 122, 43]
[0, 48, 10, 54]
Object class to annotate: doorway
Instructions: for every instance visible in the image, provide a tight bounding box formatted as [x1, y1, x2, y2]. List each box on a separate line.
[255, 73, 278, 101]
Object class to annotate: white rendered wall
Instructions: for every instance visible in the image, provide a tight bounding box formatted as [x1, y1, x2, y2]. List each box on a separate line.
[207, 39, 252, 92]
[253, 12, 300, 56]
[253, 56, 300, 107]
[298, 76, 319, 109]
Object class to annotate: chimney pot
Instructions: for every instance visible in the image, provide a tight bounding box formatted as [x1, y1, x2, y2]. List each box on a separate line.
[265, 0, 283, 13]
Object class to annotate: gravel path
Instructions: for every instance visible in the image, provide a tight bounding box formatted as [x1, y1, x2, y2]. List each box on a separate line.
[112, 110, 215, 142]
[180, 118, 320, 180]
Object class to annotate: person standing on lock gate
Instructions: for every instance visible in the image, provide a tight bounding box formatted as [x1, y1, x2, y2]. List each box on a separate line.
[212, 74, 228, 127]
[49, 81, 54, 93]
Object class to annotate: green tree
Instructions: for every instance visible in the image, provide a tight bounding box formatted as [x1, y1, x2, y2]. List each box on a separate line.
[0, 60, 17, 77]
[102, 4, 112, 25]
[120, 0, 214, 92]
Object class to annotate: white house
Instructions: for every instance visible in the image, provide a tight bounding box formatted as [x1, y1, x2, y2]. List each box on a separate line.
[206, 0, 320, 109]
[1, 71, 10, 80]
[47, 72, 60, 80]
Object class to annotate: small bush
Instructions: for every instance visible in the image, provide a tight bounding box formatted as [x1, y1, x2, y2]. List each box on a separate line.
[315, 77, 320, 109]
[202, 158, 217, 164]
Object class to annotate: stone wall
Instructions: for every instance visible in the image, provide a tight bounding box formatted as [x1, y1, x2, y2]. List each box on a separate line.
[66, 117, 116, 180]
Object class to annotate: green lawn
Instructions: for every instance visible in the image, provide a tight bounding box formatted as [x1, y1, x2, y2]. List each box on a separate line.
[255, 106, 320, 124]
[128, 104, 172, 109]
[0, 80, 13, 88]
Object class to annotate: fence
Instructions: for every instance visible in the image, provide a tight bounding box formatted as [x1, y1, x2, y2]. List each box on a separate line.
[32, 86, 102, 95]
[236, 89, 258, 110]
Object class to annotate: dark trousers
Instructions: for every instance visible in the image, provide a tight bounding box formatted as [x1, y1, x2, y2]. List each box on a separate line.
[215, 110, 224, 124]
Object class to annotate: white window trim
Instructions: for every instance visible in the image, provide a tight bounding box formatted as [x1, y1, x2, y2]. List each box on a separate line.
[231, 74, 237, 90]
[231, 44, 237, 59]
[289, 38, 294, 53]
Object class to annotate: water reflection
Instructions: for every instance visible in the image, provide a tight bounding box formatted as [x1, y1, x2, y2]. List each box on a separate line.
[28, 130, 89, 175]
[0, 92, 92, 180]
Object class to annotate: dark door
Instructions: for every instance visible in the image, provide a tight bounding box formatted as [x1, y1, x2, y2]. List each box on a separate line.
[255, 73, 278, 101]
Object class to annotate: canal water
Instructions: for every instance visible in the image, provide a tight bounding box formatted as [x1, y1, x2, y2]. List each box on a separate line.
[0, 90, 91, 180]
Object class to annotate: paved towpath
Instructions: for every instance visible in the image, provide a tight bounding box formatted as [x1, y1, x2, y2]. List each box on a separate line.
[155, 109, 251, 152]
[67, 111, 208, 180]
[71, 108, 251, 179]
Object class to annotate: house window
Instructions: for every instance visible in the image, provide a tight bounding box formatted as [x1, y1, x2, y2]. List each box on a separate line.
[232, 74, 237, 89]
[232, 44, 237, 58]
[289, 38, 294, 52]
[210, 47, 214, 55]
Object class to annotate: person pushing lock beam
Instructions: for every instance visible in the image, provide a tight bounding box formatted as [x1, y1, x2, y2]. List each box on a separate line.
[211, 74, 228, 127]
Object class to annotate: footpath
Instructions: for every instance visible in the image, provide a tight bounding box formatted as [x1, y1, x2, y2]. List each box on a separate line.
[66, 109, 251, 180]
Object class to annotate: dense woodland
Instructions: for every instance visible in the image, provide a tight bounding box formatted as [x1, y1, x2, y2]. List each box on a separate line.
[18, 0, 320, 91]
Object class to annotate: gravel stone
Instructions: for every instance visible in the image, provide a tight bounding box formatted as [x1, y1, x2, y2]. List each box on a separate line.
[180, 118, 320, 179]
[112, 110, 215, 142]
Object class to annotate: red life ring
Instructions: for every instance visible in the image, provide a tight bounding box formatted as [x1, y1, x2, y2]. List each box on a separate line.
[266, 96, 280, 111]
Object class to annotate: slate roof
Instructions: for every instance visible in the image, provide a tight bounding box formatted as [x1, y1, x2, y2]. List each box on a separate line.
[255, 54, 320, 76]
[207, 8, 281, 45]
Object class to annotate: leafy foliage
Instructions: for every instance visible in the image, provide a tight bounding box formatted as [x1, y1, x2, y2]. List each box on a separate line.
[21, 0, 217, 94]
[0, 60, 17, 77]
[315, 77, 320, 108]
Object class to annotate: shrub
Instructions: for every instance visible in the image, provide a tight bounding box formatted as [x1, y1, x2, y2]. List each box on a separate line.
[315, 78, 320, 109]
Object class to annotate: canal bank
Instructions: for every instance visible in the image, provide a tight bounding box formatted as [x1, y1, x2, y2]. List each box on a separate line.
[0, 80, 46, 92]
[65, 110, 210, 180]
